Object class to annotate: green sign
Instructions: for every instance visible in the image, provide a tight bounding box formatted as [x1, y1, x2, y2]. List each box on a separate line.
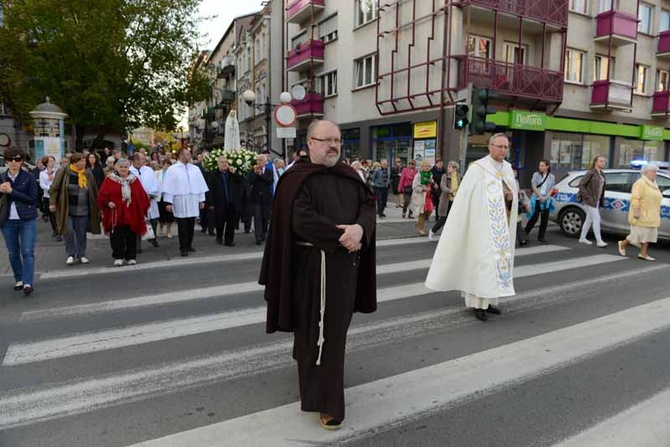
[641, 125, 664, 141]
[510, 111, 546, 131]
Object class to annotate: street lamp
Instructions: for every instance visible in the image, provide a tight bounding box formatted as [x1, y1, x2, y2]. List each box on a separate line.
[242, 90, 292, 158]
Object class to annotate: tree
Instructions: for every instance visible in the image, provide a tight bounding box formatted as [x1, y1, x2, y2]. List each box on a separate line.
[0, 0, 210, 149]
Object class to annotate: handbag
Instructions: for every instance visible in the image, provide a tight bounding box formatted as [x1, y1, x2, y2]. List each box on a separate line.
[141, 220, 155, 240]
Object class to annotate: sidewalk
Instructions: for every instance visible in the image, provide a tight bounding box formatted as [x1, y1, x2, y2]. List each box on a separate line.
[0, 199, 423, 277]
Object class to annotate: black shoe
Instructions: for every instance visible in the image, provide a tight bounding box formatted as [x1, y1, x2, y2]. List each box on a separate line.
[23, 285, 34, 296]
[216, 239, 223, 245]
[137, 248, 143, 254]
[224, 242, 236, 247]
[244, 229, 251, 234]
[538, 238, 549, 244]
[208, 230, 215, 236]
[187, 246, 196, 252]
[486, 306, 502, 315]
[200, 227, 207, 233]
[256, 240, 262, 245]
[519, 240, 528, 247]
[475, 309, 488, 321]
[55, 235, 63, 242]
[149, 239, 159, 248]
[180, 250, 188, 257]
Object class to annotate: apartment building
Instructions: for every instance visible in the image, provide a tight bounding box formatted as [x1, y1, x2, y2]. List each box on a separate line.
[284, 0, 670, 182]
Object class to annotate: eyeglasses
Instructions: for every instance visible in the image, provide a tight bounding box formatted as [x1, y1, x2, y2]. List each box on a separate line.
[311, 137, 342, 146]
[490, 144, 509, 150]
[5, 156, 22, 162]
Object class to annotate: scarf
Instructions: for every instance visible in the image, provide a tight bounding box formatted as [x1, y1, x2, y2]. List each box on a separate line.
[69, 164, 88, 188]
[108, 173, 137, 206]
[419, 170, 432, 186]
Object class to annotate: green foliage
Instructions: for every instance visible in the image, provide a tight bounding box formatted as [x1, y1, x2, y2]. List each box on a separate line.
[0, 0, 209, 143]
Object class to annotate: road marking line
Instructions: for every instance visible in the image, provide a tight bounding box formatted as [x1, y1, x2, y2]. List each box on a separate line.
[125, 296, 670, 447]
[553, 386, 670, 447]
[23, 244, 569, 322]
[1, 264, 666, 429]
[5, 253, 623, 366]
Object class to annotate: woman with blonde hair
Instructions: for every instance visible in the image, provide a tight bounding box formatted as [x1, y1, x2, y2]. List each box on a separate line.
[617, 164, 664, 261]
[411, 160, 434, 235]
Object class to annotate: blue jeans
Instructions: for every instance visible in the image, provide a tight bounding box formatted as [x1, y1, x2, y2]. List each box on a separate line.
[1, 218, 37, 286]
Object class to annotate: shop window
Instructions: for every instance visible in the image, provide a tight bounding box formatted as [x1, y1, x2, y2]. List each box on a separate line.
[565, 49, 585, 83]
[604, 172, 633, 193]
[342, 128, 360, 160]
[619, 140, 662, 167]
[551, 133, 611, 170]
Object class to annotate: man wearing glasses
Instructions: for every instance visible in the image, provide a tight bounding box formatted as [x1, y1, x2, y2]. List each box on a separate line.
[425, 133, 519, 321]
[260, 119, 377, 431]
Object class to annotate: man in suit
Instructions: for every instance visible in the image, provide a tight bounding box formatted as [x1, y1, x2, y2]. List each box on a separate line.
[247, 154, 274, 245]
[206, 155, 245, 247]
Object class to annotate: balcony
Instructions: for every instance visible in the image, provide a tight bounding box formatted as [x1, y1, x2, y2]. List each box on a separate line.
[651, 91, 670, 117]
[286, 0, 325, 24]
[457, 0, 568, 28]
[286, 40, 325, 72]
[658, 30, 670, 58]
[590, 79, 633, 110]
[291, 93, 324, 117]
[215, 90, 236, 108]
[455, 56, 563, 104]
[594, 10, 638, 46]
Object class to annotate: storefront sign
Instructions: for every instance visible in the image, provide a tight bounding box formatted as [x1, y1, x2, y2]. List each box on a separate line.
[641, 125, 664, 141]
[510, 111, 546, 131]
[413, 121, 437, 139]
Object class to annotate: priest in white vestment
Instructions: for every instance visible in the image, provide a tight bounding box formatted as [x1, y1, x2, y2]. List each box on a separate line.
[130, 153, 160, 248]
[425, 133, 518, 321]
[161, 148, 209, 257]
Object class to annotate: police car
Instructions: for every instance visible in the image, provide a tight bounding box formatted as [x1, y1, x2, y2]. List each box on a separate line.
[549, 167, 670, 241]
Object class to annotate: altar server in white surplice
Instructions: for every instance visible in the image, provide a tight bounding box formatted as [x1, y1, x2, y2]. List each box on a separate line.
[161, 148, 209, 257]
[425, 133, 518, 322]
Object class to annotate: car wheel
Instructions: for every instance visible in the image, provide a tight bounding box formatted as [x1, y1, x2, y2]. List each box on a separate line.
[558, 207, 585, 238]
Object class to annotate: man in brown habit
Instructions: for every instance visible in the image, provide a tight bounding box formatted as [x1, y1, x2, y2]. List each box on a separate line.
[259, 119, 377, 430]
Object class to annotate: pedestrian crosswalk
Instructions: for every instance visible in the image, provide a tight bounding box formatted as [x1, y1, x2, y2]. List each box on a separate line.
[0, 237, 669, 447]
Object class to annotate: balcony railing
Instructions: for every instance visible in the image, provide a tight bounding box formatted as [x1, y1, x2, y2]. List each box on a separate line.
[651, 90, 670, 116]
[286, 0, 325, 24]
[291, 93, 324, 117]
[457, 0, 568, 27]
[594, 10, 638, 45]
[286, 40, 325, 72]
[590, 79, 633, 109]
[658, 30, 670, 58]
[455, 56, 564, 103]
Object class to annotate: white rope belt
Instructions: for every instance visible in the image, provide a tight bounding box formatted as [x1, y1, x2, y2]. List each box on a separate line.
[295, 241, 326, 365]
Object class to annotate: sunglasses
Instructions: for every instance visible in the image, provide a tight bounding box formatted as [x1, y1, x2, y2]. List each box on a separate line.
[5, 156, 23, 162]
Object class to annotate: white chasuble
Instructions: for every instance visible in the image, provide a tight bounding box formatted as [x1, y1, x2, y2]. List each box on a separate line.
[425, 156, 518, 299]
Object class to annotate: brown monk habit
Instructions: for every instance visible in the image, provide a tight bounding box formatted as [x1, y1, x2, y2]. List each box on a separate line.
[259, 160, 377, 421]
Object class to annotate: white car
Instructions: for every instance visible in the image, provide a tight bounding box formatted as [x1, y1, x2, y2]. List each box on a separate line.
[549, 168, 670, 241]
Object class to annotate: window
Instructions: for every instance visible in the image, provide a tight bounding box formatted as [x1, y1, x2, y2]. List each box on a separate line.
[635, 64, 649, 94]
[638, 3, 653, 34]
[656, 69, 669, 91]
[551, 133, 611, 170]
[503, 42, 528, 65]
[604, 173, 633, 193]
[661, 9, 670, 32]
[467, 36, 492, 59]
[355, 0, 377, 27]
[597, 0, 618, 13]
[319, 71, 338, 97]
[355, 54, 376, 88]
[565, 49, 585, 83]
[291, 32, 308, 50]
[594, 55, 615, 81]
[319, 15, 338, 43]
[570, 0, 587, 14]
[619, 140, 662, 167]
[655, 173, 670, 191]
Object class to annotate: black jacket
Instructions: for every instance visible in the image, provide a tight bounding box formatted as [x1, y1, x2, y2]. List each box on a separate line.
[1, 169, 38, 221]
[206, 169, 245, 215]
[247, 167, 274, 207]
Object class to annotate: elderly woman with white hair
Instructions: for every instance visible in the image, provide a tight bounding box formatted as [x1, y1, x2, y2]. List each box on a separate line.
[617, 163, 664, 261]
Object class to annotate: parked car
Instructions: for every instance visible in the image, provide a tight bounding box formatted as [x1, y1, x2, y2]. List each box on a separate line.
[549, 169, 670, 241]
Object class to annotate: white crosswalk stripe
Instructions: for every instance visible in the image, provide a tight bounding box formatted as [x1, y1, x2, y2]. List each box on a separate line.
[1, 238, 669, 447]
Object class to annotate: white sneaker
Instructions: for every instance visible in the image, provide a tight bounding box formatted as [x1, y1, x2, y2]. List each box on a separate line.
[578, 239, 593, 245]
[114, 259, 124, 267]
[66, 256, 75, 265]
[596, 241, 608, 248]
[80, 257, 90, 264]
[127, 259, 137, 265]
[428, 230, 436, 241]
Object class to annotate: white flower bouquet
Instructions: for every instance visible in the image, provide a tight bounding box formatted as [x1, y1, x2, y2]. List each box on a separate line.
[204, 148, 257, 174]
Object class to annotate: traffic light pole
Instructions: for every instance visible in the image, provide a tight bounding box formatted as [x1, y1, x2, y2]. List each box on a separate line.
[458, 128, 468, 177]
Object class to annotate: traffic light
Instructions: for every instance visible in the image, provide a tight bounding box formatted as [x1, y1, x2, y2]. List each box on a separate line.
[454, 104, 469, 130]
[469, 88, 497, 135]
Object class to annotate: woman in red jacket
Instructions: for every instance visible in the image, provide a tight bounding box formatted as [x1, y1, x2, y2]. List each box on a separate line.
[397, 160, 417, 218]
[97, 159, 150, 266]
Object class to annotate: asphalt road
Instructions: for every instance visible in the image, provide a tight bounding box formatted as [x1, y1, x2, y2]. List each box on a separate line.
[0, 213, 669, 447]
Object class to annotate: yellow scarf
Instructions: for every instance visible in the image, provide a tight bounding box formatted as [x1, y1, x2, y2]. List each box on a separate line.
[69, 164, 88, 188]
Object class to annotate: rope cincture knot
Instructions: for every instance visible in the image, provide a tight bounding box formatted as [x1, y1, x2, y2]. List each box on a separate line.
[316, 249, 326, 366]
